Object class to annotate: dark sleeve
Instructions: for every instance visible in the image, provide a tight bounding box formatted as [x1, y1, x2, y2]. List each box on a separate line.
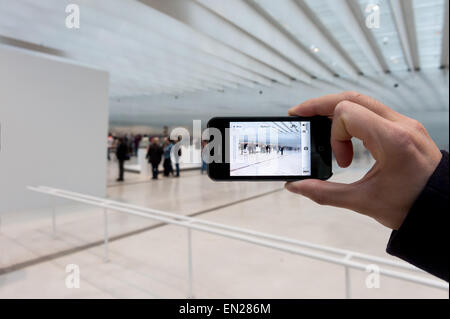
[117, 144, 127, 159]
[386, 151, 449, 282]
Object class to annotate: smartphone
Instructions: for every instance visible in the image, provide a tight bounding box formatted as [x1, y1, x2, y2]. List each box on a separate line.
[206, 116, 332, 181]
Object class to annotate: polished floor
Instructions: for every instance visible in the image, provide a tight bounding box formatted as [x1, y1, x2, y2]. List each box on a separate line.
[0, 160, 447, 298]
[231, 151, 303, 176]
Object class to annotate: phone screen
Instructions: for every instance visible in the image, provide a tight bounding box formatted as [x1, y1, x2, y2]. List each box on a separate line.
[229, 121, 311, 176]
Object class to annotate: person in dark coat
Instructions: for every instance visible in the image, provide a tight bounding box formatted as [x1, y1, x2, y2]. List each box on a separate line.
[115, 137, 129, 182]
[147, 137, 163, 179]
[162, 138, 174, 177]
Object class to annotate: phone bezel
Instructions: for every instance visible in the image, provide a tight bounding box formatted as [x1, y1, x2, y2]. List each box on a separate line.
[206, 116, 332, 181]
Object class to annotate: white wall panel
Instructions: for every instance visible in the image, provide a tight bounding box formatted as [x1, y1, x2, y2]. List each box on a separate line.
[0, 45, 109, 213]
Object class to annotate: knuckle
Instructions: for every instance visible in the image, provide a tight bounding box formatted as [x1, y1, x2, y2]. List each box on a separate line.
[334, 100, 351, 117]
[391, 125, 415, 149]
[343, 91, 361, 101]
[410, 119, 427, 134]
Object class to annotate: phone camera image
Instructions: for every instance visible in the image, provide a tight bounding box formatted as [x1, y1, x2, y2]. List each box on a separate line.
[229, 121, 311, 176]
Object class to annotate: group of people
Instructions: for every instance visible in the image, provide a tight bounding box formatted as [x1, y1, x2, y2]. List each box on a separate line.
[240, 143, 288, 156]
[108, 133, 144, 161]
[111, 133, 181, 182]
[111, 132, 213, 181]
[146, 137, 181, 180]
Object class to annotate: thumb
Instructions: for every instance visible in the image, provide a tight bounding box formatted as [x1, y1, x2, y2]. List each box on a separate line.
[285, 179, 355, 209]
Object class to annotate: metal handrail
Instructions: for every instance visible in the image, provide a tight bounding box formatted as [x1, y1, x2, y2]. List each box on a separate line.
[39, 187, 423, 272]
[27, 185, 449, 297]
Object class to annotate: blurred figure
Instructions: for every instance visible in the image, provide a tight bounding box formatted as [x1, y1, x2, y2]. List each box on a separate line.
[134, 134, 142, 156]
[163, 138, 174, 177]
[112, 135, 119, 150]
[147, 137, 163, 179]
[107, 133, 113, 161]
[139, 135, 150, 149]
[201, 140, 208, 174]
[126, 134, 134, 158]
[173, 137, 182, 177]
[243, 143, 249, 155]
[115, 137, 129, 182]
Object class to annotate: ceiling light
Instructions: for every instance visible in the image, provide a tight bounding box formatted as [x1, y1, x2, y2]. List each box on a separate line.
[310, 45, 319, 53]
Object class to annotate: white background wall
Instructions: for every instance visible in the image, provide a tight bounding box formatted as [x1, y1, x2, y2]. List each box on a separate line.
[0, 45, 109, 214]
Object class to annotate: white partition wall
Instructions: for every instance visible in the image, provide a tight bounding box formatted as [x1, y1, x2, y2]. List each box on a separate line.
[0, 45, 109, 213]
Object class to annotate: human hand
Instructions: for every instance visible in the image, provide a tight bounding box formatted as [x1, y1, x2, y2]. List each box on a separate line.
[285, 91, 442, 230]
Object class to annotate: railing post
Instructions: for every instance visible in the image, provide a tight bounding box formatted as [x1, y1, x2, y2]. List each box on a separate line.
[343, 253, 352, 299]
[187, 227, 194, 299]
[104, 207, 109, 262]
[345, 266, 351, 299]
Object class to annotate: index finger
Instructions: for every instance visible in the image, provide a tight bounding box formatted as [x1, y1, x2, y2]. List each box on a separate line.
[289, 91, 400, 121]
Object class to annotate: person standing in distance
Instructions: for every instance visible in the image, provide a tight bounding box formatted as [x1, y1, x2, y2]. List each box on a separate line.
[147, 137, 163, 180]
[115, 137, 129, 182]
